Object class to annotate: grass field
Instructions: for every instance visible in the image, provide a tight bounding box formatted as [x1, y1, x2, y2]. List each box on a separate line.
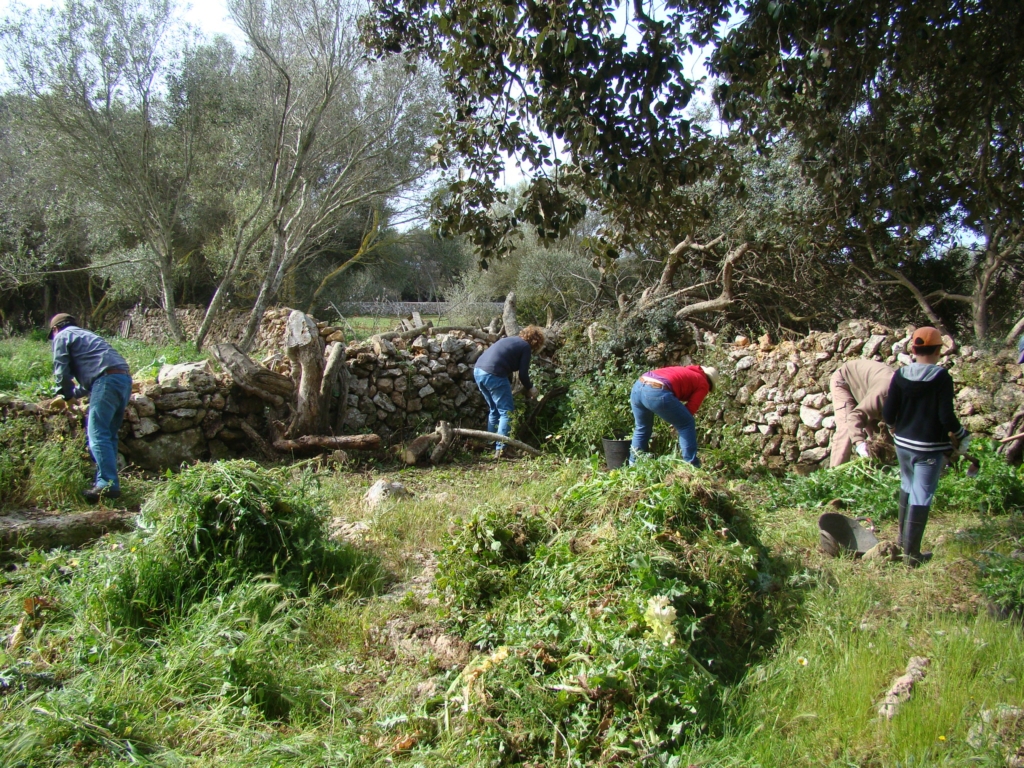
[0, 449, 1022, 766]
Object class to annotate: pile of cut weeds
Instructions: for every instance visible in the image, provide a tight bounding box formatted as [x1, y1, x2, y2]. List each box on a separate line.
[431, 456, 801, 764]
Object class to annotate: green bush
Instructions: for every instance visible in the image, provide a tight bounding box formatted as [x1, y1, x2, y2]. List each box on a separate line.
[977, 550, 1024, 618]
[432, 457, 795, 763]
[95, 460, 384, 627]
[768, 439, 1024, 519]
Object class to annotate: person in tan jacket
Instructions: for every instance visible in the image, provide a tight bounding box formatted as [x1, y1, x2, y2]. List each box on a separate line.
[829, 359, 896, 467]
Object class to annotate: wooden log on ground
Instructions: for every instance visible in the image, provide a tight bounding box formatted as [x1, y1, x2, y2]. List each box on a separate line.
[1, 508, 134, 559]
[211, 343, 294, 407]
[285, 310, 328, 438]
[403, 433, 440, 464]
[240, 419, 279, 460]
[452, 427, 542, 456]
[430, 420, 456, 464]
[271, 433, 381, 455]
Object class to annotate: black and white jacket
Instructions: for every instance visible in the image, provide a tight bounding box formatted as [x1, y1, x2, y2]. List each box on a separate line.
[882, 363, 968, 453]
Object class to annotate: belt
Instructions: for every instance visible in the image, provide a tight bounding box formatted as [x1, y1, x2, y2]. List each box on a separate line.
[640, 376, 667, 390]
[99, 368, 130, 378]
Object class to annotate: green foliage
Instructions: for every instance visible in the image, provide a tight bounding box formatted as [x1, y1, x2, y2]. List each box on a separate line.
[96, 460, 384, 627]
[0, 417, 44, 505]
[559, 359, 642, 451]
[769, 440, 1024, 519]
[25, 433, 93, 508]
[977, 550, 1024, 618]
[432, 458, 794, 762]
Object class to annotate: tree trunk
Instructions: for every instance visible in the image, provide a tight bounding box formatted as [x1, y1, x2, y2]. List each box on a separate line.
[502, 291, 519, 336]
[284, 310, 327, 438]
[1, 508, 134, 560]
[210, 343, 295, 406]
[973, 269, 990, 341]
[157, 256, 185, 343]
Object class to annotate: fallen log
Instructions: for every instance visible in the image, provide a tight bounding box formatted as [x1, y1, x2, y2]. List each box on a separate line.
[403, 423, 542, 464]
[1, 508, 134, 559]
[271, 433, 382, 455]
[240, 419, 279, 461]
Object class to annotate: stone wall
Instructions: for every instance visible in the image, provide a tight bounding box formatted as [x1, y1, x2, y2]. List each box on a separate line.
[722, 319, 1024, 471]
[108, 305, 300, 350]
[115, 328, 493, 469]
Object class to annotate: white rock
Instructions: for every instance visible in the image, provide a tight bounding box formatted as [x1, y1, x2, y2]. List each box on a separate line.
[822, 416, 836, 430]
[735, 356, 756, 371]
[364, 479, 412, 510]
[799, 405, 824, 429]
[799, 447, 829, 463]
[801, 392, 828, 409]
[862, 334, 888, 358]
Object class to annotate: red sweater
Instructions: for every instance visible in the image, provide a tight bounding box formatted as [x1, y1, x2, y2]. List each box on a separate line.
[647, 366, 710, 415]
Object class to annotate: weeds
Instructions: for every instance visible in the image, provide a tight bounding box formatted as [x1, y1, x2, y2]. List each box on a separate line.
[431, 457, 799, 763]
[769, 439, 1024, 520]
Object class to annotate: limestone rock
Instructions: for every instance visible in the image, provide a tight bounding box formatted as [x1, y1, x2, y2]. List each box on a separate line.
[736, 355, 756, 371]
[158, 361, 217, 394]
[800, 405, 824, 429]
[154, 390, 203, 411]
[123, 427, 206, 470]
[364, 479, 412, 509]
[799, 447, 829, 463]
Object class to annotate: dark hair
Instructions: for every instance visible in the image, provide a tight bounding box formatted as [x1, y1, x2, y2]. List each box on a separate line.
[912, 344, 941, 356]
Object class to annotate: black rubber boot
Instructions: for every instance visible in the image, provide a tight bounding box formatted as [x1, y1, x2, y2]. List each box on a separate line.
[897, 491, 910, 544]
[903, 505, 933, 567]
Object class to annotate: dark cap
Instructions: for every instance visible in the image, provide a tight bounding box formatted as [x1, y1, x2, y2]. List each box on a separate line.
[48, 313, 76, 339]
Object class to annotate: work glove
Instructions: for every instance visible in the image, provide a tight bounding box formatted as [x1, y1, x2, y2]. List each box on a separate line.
[855, 442, 870, 459]
[955, 435, 972, 456]
[528, 387, 540, 400]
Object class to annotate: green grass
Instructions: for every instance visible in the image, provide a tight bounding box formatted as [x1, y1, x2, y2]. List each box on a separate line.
[2, 447, 1024, 766]
[0, 334, 196, 398]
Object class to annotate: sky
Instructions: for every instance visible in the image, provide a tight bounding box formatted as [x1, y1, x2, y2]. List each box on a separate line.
[0, 0, 241, 42]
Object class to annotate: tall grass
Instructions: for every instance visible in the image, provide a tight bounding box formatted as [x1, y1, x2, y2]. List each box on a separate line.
[0, 334, 196, 398]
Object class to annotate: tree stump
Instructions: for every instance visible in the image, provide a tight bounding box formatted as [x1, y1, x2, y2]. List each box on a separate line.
[285, 310, 328, 438]
[211, 343, 294, 407]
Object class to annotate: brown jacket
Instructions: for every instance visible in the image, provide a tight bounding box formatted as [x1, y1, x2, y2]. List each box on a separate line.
[831, 359, 895, 444]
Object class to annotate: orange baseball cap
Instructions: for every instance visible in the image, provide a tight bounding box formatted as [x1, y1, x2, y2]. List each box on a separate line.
[911, 326, 943, 348]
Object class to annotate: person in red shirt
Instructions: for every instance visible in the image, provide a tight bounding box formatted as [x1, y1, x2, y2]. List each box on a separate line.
[629, 365, 719, 467]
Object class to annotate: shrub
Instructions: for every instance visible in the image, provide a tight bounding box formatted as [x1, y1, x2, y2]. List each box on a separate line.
[769, 439, 1024, 519]
[432, 457, 795, 763]
[977, 550, 1024, 618]
[94, 460, 384, 627]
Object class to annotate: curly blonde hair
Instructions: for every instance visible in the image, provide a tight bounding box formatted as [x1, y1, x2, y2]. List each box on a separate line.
[519, 325, 546, 351]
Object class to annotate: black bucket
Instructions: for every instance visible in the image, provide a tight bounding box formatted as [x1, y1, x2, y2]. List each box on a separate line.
[602, 438, 631, 469]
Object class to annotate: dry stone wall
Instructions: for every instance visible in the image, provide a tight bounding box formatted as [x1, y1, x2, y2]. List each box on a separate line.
[119, 321, 492, 469]
[723, 319, 1024, 470]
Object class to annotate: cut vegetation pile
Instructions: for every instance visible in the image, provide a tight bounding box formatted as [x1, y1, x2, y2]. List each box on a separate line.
[432, 456, 797, 763]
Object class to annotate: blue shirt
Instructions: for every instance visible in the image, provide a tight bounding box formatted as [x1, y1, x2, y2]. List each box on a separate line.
[52, 326, 130, 398]
[474, 336, 534, 390]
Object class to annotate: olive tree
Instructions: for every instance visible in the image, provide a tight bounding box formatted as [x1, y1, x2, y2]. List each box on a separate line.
[0, 0, 217, 341]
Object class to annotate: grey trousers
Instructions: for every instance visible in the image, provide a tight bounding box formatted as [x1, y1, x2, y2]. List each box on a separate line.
[895, 446, 947, 508]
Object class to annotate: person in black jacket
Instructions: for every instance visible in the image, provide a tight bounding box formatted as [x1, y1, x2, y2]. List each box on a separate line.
[882, 326, 970, 566]
[473, 326, 545, 455]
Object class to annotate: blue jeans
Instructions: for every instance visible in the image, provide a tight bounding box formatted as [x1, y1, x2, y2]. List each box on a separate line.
[474, 368, 515, 449]
[88, 373, 132, 491]
[895, 446, 946, 508]
[630, 379, 700, 467]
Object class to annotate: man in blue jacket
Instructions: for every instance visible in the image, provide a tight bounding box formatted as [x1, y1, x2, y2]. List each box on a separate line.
[49, 313, 133, 502]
